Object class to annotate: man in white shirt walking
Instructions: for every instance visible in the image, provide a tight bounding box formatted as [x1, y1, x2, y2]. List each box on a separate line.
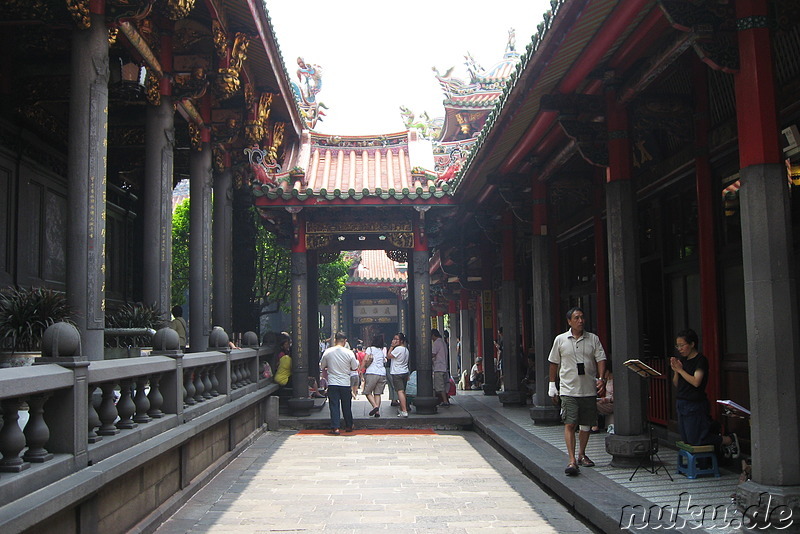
[320, 332, 359, 435]
[548, 307, 607, 476]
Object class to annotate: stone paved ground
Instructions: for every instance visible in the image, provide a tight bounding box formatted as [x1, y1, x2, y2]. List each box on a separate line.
[155, 429, 597, 533]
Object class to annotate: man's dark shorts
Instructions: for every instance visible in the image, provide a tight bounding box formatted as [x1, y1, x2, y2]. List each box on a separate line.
[391, 373, 409, 392]
[561, 396, 597, 426]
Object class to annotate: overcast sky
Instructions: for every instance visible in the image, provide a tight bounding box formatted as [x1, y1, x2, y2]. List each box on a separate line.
[265, 0, 552, 135]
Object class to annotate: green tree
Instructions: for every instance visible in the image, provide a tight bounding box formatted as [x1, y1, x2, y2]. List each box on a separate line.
[252, 209, 350, 311]
[172, 200, 350, 311]
[171, 198, 190, 306]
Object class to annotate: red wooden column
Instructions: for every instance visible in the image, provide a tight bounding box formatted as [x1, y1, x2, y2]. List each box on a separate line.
[692, 58, 721, 416]
[734, 0, 800, 505]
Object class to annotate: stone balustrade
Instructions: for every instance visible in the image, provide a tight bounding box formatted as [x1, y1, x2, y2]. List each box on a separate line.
[0, 337, 278, 533]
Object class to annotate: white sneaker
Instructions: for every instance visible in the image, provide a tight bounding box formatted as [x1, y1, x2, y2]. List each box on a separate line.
[397, 411, 408, 417]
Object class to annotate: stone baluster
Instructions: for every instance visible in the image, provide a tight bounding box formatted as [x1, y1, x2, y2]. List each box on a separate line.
[115, 379, 137, 429]
[230, 362, 240, 390]
[97, 382, 120, 436]
[133, 376, 151, 424]
[242, 360, 252, 385]
[209, 364, 220, 396]
[23, 393, 53, 462]
[88, 385, 102, 443]
[147, 373, 164, 418]
[236, 361, 245, 387]
[184, 369, 196, 406]
[0, 398, 29, 472]
[201, 367, 213, 399]
[193, 367, 205, 402]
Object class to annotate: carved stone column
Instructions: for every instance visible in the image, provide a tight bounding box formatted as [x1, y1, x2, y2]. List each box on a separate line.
[189, 126, 212, 351]
[212, 160, 233, 331]
[459, 290, 474, 386]
[289, 212, 313, 416]
[412, 216, 438, 414]
[499, 210, 522, 405]
[67, 10, 108, 360]
[530, 182, 560, 423]
[143, 95, 174, 317]
[603, 93, 649, 465]
[734, 0, 800, 520]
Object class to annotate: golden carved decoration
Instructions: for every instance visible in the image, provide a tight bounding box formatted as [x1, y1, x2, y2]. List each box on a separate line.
[108, 27, 119, 45]
[306, 220, 412, 234]
[268, 122, 285, 164]
[214, 32, 249, 100]
[306, 235, 331, 250]
[388, 232, 414, 249]
[245, 93, 273, 146]
[244, 83, 255, 108]
[213, 144, 226, 172]
[188, 122, 202, 151]
[158, 0, 195, 20]
[145, 71, 161, 106]
[66, 0, 91, 29]
[212, 20, 227, 59]
[173, 67, 208, 100]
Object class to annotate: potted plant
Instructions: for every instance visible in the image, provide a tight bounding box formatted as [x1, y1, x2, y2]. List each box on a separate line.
[104, 302, 166, 359]
[0, 286, 72, 367]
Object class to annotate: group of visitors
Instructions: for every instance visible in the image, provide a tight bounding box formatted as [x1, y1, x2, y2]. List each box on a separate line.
[320, 331, 412, 434]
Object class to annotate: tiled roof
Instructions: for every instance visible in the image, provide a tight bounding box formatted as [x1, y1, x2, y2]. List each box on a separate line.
[250, 131, 456, 203]
[348, 249, 408, 286]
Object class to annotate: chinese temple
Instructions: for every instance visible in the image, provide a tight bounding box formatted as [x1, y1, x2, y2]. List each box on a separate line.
[2, 0, 800, 531]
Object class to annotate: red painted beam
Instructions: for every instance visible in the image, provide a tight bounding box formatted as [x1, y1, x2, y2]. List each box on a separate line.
[500, 0, 651, 174]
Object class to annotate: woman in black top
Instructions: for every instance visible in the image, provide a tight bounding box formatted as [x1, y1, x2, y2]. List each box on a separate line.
[670, 328, 739, 457]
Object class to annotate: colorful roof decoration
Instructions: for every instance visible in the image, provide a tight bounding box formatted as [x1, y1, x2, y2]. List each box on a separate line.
[249, 131, 455, 203]
[348, 249, 408, 286]
[430, 30, 521, 179]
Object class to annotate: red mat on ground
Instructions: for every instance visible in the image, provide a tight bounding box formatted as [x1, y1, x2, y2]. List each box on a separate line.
[297, 428, 437, 435]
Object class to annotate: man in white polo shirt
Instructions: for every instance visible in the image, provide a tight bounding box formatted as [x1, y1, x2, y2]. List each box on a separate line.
[548, 307, 607, 476]
[320, 332, 359, 435]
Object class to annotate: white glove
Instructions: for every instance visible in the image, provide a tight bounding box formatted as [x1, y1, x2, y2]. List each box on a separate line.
[548, 382, 558, 397]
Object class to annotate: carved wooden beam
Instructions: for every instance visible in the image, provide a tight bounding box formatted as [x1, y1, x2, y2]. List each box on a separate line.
[539, 94, 605, 117]
[619, 31, 695, 103]
[658, 0, 738, 73]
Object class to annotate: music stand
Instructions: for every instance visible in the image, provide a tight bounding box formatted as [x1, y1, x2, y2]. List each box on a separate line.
[624, 359, 673, 482]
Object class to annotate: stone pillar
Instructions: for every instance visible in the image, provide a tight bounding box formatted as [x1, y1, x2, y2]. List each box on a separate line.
[289, 212, 313, 416]
[499, 210, 523, 405]
[459, 289, 473, 381]
[212, 159, 233, 332]
[602, 93, 649, 465]
[530, 182, 560, 423]
[412, 216, 438, 414]
[143, 28, 174, 319]
[188, 124, 212, 351]
[143, 96, 174, 317]
[734, 0, 800, 519]
[307, 251, 320, 381]
[481, 241, 498, 396]
[67, 9, 108, 360]
[447, 300, 458, 378]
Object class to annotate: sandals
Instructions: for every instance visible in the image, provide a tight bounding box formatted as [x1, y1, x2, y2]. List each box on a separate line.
[578, 456, 595, 467]
[368, 407, 379, 416]
[565, 463, 579, 476]
[328, 428, 340, 436]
